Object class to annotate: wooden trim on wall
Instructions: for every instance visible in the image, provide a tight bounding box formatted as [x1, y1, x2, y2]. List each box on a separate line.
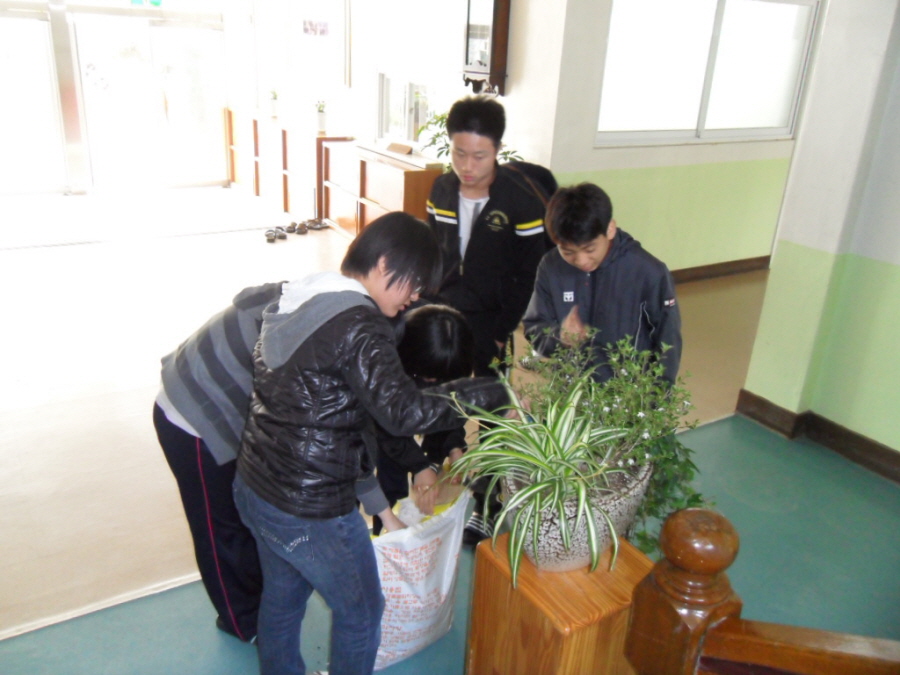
[736, 389, 900, 485]
[736, 389, 807, 438]
[804, 414, 900, 486]
[672, 256, 770, 285]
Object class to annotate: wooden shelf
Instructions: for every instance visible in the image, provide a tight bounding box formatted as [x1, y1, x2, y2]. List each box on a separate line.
[318, 139, 443, 236]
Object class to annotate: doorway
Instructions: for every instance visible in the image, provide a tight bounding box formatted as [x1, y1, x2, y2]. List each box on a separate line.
[74, 13, 227, 190]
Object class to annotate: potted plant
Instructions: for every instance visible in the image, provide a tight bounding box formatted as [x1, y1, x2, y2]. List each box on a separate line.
[450, 334, 704, 585]
[316, 100, 327, 134]
[269, 90, 279, 118]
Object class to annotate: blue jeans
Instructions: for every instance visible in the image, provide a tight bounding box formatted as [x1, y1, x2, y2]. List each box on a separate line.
[233, 475, 384, 675]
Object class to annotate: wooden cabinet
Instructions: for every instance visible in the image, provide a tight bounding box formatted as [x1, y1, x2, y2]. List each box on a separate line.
[467, 534, 653, 675]
[319, 139, 444, 236]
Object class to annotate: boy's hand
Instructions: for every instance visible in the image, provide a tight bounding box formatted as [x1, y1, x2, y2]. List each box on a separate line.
[412, 467, 439, 515]
[378, 508, 407, 532]
[561, 305, 587, 346]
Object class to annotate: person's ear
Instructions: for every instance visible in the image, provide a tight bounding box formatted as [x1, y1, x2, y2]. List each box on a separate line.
[607, 219, 618, 240]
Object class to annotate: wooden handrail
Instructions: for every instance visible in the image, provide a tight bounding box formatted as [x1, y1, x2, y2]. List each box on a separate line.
[625, 508, 900, 675]
[701, 617, 900, 675]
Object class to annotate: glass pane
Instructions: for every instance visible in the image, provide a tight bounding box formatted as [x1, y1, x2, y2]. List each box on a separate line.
[150, 24, 227, 185]
[0, 17, 67, 194]
[74, 14, 226, 189]
[706, 0, 814, 130]
[598, 0, 718, 132]
[466, 0, 493, 70]
[75, 15, 167, 189]
[383, 76, 408, 140]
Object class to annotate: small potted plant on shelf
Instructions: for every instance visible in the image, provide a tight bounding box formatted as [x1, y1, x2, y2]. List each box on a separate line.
[450, 333, 704, 585]
[316, 100, 327, 134]
[269, 90, 279, 118]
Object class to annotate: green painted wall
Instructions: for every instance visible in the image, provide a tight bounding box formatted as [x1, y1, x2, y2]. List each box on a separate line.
[810, 254, 900, 450]
[744, 240, 835, 412]
[556, 158, 790, 270]
[745, 242, 900, 451]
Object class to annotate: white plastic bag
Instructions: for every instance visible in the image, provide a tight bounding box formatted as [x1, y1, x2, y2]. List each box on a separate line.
[372, 491, 471, 670]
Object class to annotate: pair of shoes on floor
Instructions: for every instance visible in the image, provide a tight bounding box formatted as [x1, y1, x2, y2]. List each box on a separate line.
[302, 218, 329, 230]
[463, 511, 495, 547]
[215, 616, 257, 644]
[286, 221, 308, 234]
[265, 226, 288, 243]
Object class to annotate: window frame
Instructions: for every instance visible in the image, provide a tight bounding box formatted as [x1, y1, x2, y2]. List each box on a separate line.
[594, 0, 820, 147]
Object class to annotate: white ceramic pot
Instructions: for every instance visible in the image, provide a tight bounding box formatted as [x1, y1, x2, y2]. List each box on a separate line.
[504, 462, 653, 573]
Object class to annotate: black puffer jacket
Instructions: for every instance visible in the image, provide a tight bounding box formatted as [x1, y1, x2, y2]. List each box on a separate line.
[237, 274, 509, 519]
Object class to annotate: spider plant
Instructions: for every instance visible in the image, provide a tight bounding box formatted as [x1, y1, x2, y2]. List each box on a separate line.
[451, 335, 704, 585]
[450, 375, 628, 585]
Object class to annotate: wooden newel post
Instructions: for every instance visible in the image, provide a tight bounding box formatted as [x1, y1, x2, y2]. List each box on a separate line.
[626, 508, 743, 675]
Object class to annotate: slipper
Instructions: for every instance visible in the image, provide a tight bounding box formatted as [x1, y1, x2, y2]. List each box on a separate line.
[295, 221, 308, 234]
[274, 226, 287, 239]
[286, 222, 297, 233]
[265, 229, 276, 243]
[305, 218, 329, 230]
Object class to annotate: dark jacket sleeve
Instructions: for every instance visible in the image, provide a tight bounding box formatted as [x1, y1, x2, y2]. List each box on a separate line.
[522, 254, 564, 357]
[421, 425, 467, 465]
[375, 425, 431, 475]
[495, 206, 548, 344]
[356, 472, 390, 516]
[341, 314, 510, 438]
[648, 271, 682, 384]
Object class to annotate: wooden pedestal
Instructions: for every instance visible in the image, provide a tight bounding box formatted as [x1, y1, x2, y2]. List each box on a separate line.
[467, 534, 653, 675]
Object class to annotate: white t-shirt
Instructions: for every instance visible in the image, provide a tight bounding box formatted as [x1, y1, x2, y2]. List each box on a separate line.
[458, 194, 489, 257]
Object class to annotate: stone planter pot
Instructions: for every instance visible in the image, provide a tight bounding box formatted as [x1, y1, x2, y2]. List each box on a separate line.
[504, 462, 653, 573]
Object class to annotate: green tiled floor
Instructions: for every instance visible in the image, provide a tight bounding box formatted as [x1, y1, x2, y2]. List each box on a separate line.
[684, 416, 900, 641]
[1, 415, 898, 674]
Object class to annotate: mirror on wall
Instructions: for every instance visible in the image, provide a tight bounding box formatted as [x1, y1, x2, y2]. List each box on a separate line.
[463, 0, 509, 95]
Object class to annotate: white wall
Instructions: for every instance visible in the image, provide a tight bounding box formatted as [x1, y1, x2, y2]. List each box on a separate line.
[850, 13, 900, 265]
[542, 0, 794, 172]
[775, 0, 900, 256]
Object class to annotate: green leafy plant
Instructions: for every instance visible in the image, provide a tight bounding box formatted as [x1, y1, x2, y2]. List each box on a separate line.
[450, 375, 628, 585]
[519, 335, 705, 555]
[416, 111, 523, 172]
[451, 333, 706, 584]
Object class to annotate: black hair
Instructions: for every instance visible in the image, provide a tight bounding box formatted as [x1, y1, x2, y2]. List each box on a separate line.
[341, 212, 442, 294]
[545, 183, 614, 246]
[397, 304, 475, 382]
[446, 96, 506, 148]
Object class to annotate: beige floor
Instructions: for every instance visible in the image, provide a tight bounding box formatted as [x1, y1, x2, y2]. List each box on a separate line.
[0, 188, 766, 638]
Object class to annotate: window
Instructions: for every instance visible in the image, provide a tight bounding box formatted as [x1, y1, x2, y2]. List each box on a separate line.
[378, 74, 429, 143]
[596, 0, 818, 144]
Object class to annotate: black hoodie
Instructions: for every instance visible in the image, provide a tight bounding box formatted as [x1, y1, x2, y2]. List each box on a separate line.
[522, 229, 682, 383]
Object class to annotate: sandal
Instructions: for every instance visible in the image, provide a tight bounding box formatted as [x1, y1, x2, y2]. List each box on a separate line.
[296, 221, 308, 234]
[274, 226, 287, 239]
[285, 222, 297, 233]
[265, 229, 276, 243]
